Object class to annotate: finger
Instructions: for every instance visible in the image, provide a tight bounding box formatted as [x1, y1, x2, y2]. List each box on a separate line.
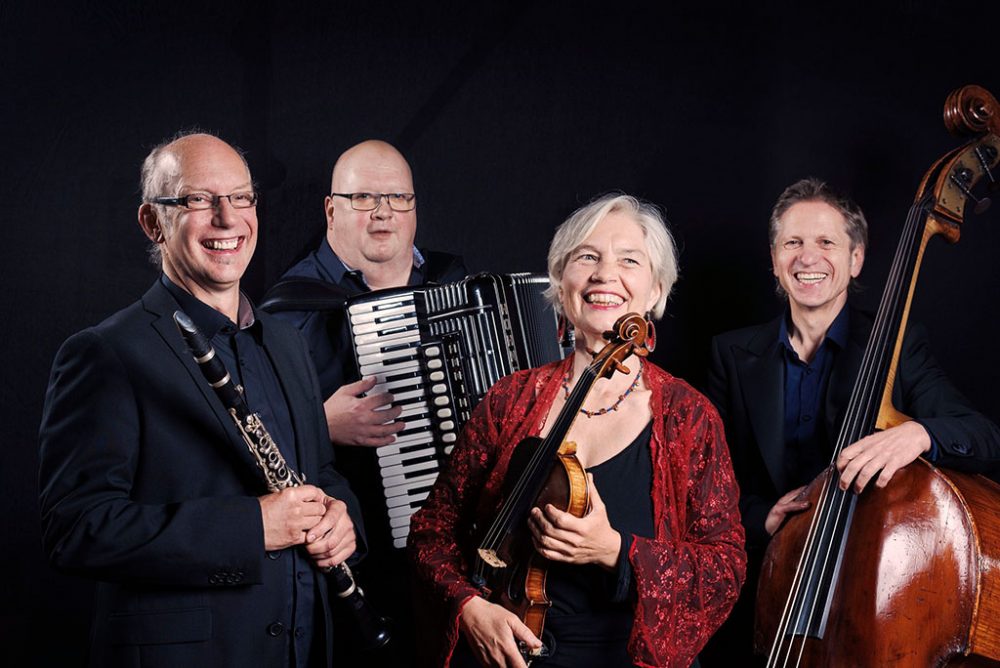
[362, 391, 402, 413]
[508, 617, 543, 652]
[357, 434, 399, 448]
[586, 472, 604, 508]
[339, 376, 378, 396]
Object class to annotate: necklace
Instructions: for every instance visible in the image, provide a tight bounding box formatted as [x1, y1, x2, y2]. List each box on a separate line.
[561, 361, 643, 418]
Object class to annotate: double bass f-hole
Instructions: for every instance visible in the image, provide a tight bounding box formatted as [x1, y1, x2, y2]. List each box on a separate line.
[470, 313, 649, 664]
[757, 85, 1000, 667]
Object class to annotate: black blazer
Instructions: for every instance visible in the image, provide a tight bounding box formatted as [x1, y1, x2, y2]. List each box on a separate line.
[38, 281, 364, 668]
[706, 306, 1000, 551]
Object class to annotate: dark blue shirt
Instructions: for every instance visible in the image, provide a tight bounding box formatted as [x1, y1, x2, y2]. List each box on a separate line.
[162, 276, 318, 668]
[779, 307, 850, 487]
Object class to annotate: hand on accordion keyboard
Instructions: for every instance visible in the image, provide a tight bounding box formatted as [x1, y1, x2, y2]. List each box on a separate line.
[323, 376, 406, 447]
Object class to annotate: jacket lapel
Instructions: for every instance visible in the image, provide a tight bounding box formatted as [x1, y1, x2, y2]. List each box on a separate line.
[824, 307, 869, 448]
[261, 319, 320, 479]
[736, 316, 788, 492]
[142, 281, 265, 481]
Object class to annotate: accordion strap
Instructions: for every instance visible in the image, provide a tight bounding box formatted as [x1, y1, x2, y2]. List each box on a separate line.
[259, 277, 352, 313]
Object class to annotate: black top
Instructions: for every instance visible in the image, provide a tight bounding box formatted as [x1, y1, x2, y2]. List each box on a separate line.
[540, 421, 654, 668]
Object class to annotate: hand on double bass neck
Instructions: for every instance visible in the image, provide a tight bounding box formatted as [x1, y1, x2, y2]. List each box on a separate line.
[458, 596, 542, 668]
[528, 473, 621, 569]
[835, 420, 932, 493]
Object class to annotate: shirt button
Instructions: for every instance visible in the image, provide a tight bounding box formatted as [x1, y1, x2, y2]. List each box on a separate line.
[296, 571, 305, 582]
[267, 622, 285, 637]
[266, 551, 281, 560]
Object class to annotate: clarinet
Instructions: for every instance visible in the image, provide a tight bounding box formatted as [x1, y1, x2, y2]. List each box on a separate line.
[172, 310, 391, 649]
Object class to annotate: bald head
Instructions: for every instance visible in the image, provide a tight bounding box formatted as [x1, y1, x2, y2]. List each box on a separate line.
[330, 140, 413, 193]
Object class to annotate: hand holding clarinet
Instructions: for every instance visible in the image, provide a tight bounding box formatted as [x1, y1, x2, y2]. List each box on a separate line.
[173, 310, 390, 648]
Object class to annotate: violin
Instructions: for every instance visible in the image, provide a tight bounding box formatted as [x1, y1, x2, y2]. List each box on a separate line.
[469, 312, 649, 663]
[757, 85, 1000, 666]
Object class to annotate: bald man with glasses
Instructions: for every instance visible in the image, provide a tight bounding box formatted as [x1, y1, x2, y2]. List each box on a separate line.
[263, 139, 466, 666]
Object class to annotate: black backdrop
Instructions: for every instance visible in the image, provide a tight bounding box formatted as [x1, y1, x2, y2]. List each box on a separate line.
[4, 1, 1000, 664]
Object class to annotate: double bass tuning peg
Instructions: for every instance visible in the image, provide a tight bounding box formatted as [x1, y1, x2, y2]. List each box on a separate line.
[951, 167, 992, 215]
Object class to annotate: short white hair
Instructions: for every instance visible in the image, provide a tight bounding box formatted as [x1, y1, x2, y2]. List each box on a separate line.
[544, 193, 678, 319]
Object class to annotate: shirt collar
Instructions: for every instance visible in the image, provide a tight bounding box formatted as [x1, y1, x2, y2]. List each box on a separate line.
[318, 238, 425, 288]
[779, 303, 850, 355]
[160, 274, 256, 339]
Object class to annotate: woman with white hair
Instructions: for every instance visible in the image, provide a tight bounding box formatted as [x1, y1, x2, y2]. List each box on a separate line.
[408, 194, 746, 667]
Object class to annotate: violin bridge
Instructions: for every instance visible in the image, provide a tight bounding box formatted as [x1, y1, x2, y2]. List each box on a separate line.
[477, 548, 507, 568]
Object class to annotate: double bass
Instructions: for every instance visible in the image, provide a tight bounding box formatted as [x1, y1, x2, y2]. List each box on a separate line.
[757, 85, 1000, 666]
[470, 313, 649, 663]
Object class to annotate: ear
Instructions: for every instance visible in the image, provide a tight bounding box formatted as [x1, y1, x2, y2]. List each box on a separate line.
[324, 195, 336, 229]
[850, 244, 865, 278]
[646, 281, 662, 314]
[138, 203, 164, 243]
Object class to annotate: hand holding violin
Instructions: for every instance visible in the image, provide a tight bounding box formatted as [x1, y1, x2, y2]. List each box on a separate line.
[528, 474, 621, 570]
[459, 596, 542, 668]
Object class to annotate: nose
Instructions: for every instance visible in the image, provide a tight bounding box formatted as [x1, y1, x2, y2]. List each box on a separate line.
[590, 257, 616, 282]
[213, 196, 242, 227]
[370, 195, 393, 218]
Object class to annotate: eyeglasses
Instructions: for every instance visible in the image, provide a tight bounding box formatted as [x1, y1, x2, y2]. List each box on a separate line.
[331, 192, 416, 212]
[151, 191, 259, 210]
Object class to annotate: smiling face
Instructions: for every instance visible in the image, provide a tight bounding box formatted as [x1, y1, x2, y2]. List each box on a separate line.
[325, 141, 416, 273]
[559, 211, 662, 349]
[771, 200, 864, 319]
[138, 134, 256, 309]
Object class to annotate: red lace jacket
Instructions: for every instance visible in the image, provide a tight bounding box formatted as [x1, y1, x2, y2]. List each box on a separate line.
[407, 358, 746, 667]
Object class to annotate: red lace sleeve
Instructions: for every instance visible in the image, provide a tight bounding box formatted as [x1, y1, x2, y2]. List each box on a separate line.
[627, 378, 747, 668]
[407, 371, 522, 666]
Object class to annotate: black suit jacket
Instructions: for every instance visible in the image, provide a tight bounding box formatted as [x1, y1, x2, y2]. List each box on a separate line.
[706, 306, 1000, 551]
[38, 281, 364, 668]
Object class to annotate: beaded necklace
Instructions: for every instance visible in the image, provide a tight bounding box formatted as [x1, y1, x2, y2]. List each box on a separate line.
[561, 360, 643, 418]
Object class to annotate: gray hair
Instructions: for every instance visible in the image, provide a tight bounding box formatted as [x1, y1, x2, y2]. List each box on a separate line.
[544, 193, 678, 320]
[139, 129, 250, 265]
[768, 177, 868, 295]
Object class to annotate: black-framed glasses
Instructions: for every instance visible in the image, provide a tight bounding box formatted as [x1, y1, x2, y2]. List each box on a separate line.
[151, 191, 259, 210]
[331, 192, 416, 212]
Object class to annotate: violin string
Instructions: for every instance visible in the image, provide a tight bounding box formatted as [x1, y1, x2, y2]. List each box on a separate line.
[770, 200, 925, 667]
[477, 361, 600, 554]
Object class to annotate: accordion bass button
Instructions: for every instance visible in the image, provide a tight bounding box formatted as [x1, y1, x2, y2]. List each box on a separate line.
[424, 346, 441, 357]
[431, 383, 447, 394]
[437, 408, 453, 418]
[443, 434, 457, 444]
[439, 421, 455, 431]
[429, 371, 445, 381]
[426, 359, 443, 369]
[433, 396, 450, 406]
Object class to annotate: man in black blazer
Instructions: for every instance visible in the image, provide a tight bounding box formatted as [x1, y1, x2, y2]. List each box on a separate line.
[700, 177, 1000, 666]
[38, 132, 364, 668]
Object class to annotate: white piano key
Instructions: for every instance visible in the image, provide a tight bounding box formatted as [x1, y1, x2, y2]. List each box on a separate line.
[393, 537, 408, 548]
[378, 446, 436, 467]
[391, 526, 410, 540]
[349, 300, 415, 318]
[383, 472, 439, 497]
[390, 515, 413, 529]
[360, 358, 422, 376]
[383, 461, 440, 486]
[352, 312, 419, 333]
[386, 491, 430, 510]
[358, 347, 418, 365]
[398, 402, 429, 419]
[376, 432, 434, 455]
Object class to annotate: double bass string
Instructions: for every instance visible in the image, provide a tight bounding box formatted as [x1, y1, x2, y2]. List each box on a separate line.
[768, 199, 928, 667]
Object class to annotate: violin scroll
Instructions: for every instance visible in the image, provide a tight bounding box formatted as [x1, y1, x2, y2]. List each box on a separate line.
[593, 313, 649, 380]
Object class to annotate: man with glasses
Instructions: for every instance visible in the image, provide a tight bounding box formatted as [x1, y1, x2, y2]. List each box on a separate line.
[264, 139, 465, 666]
[38, 131, 364, 668]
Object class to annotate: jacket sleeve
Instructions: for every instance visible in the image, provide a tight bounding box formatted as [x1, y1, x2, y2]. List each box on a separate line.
[628, 396, 747, 668]
[38, 329, 267, 587]
[706, 335, 772, 549]
[899, 323, 1000, 474]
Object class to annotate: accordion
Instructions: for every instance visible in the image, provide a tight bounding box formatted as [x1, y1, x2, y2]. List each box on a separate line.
[346, 272, 569, 547]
